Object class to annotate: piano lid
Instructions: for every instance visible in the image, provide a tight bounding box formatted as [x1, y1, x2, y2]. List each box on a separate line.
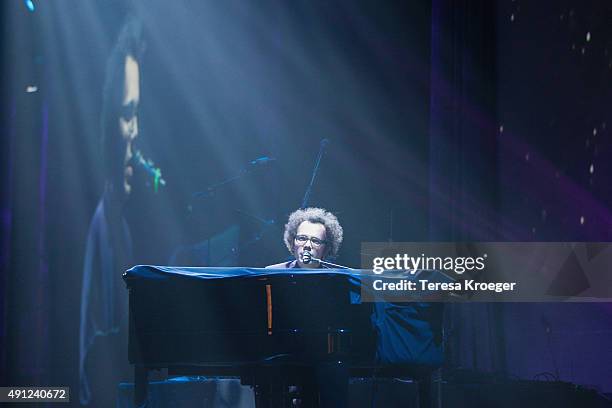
[123, 265, 364, 281]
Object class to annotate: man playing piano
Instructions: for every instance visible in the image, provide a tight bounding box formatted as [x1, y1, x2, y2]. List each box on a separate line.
[266, 207, 348, 408]
[266, 207, 343, 270]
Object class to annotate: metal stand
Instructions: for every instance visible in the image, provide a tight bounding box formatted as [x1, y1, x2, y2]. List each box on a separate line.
[134, 365, 148, 408]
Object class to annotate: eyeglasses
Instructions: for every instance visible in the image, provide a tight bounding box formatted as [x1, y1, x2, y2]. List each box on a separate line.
[294, 235, 327, 248]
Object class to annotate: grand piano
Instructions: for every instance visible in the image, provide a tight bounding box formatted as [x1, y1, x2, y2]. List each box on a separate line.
[124, 266, 445, 407]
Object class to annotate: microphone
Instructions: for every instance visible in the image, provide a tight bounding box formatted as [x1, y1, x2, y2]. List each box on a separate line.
[134, 150, 166, 192]
[302, 251, 312, 264]
[303, 252, 351, 269]
[301, 251, 325, 265]
[306, 254, 325, 264]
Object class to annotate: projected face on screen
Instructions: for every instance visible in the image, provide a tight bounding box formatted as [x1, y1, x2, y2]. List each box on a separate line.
[293, 221, 328, 268]
[119, 54, 140, 195]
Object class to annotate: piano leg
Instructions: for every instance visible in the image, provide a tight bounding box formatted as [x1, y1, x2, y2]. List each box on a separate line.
[416, 369, 437, 408]
[298, 379, 319, 408]
[254, 382, 291, 408]
[314, 362, 348, 408]
[134, 365, 149, 407]
[249, 365, 351, 408]
[254, 384, 269, 408]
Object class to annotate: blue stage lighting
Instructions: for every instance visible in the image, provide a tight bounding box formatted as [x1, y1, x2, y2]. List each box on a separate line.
[24, 0, 35, 12]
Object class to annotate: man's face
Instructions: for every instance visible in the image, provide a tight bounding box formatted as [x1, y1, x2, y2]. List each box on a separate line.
[293, 221, 327, 268]
[119, 54, 140, 195]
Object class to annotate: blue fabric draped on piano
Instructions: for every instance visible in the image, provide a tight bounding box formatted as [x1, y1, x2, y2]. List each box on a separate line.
[124, 265, 444, 368]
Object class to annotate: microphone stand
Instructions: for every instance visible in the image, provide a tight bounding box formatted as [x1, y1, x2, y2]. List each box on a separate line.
[307, 256, 352, 270]
[192, 157, 276, 199]
[301, 138, 329, 209]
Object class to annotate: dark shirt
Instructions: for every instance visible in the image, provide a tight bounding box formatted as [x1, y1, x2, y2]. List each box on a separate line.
[79, 193, 133, 406]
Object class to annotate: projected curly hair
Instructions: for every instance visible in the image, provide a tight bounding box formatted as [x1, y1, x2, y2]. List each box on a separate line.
[283, 207, 343, 258]
[100, 16, 145, 185]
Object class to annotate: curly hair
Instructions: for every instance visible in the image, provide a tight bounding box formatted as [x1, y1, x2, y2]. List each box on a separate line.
[283, 207, 343, 258]
[100, 16, 146, 184]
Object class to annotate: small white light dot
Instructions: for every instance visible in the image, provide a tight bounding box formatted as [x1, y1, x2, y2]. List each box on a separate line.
[510, 14, 515, 22]
[586, 32, 591, 42]
[581, 47, 586, 55]
[589, 163, 594, 174]
[580, 216, 585, 225]
[525, 152, 530, 161]
[593, 128, 597, 136]
[26, 85, 38, 93]
[499, 125, 504, 133]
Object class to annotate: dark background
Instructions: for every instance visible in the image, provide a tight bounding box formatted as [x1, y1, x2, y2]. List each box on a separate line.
[1, 0, 611, 403]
